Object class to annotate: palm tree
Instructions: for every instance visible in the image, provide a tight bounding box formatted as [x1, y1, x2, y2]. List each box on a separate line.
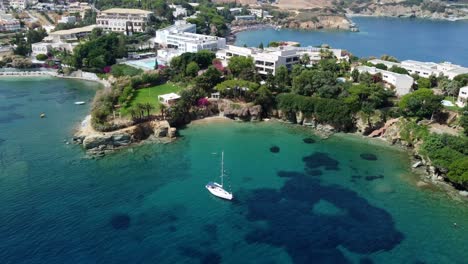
[159, 103, 167, 120]
[129, 108, 137, 120]
[300, 53, 310, 66]
[143, 102, 154, 117]
[136, 103, 145, 119]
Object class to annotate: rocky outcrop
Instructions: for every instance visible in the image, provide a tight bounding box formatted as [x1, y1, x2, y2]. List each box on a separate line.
[217, 100, 263, 121]
[74, 117, 175, 157]
[347, 3, 468, 20]
[355, 111, 386, 135]
[283, 15, 352, 30]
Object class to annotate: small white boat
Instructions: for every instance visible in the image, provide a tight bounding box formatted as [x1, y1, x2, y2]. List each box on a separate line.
[74, 101, 86, 105]
[206, 151, 233, 200]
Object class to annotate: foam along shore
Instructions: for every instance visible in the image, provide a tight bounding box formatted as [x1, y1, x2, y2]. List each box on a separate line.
[73, 115, 177, 157]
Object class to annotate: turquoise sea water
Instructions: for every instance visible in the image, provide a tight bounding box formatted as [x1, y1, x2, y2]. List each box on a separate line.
[1, 78, 468, 263]
[235, 17, 468, 65]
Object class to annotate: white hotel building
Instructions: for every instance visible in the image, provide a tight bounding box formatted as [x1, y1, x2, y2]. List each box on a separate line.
[369, 59, 468, 80]
[217, 45, 300, 75]
[96, 8, 152, 35]
[216, 45, 348, 76]
[155, 21, 226, 53]
[356, 66, 414, 96]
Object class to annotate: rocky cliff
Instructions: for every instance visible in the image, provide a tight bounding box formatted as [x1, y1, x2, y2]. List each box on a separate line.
[74, 116, 176, 157]
[217, 100, 263, 121]
[283, 15, 352, 30]
[347, 3, 468, 20]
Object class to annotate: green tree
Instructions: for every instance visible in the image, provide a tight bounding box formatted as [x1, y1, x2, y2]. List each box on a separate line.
[300, 53, 310, 66]
[389, 65, 409, 75]
[143, 103, 154, 117]
[254, 86, 274, 112]
[274, 65, 290, 92]
[258, 42, 264, 50]
[228, 56, 255, 79]
[417, 77, 431, 89]
[448, 157, 468, 186]
[292, 69, 336, 96]
[460, 105, 468, 136]
[399, 88, 443, 119]
[380, 55, 399, 62]
[194, 66, 222, 92]
[185, 61, 200, 77]
[374, 63, 388, 70]
[351, 68, 360, 82]
[454, 73, 468, 87]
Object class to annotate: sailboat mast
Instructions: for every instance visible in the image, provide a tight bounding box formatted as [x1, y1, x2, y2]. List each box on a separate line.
[221, 151, 224, 187]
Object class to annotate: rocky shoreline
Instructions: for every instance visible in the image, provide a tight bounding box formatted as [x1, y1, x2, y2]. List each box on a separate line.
[74, 99, 467, 199]
[73, 115, 177, 157]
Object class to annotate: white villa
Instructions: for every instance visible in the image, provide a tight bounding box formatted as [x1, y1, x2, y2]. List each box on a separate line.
[356, 66, 414, 96]
[158, 93, 181, 104]
[96, 8, 152, 35]
[369, 59, 468, 80]
[456, 86, 468, 108]
[155, 21, 226, 53]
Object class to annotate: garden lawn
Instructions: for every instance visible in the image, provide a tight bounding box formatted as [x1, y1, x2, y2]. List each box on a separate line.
[123, 83, 182, 115]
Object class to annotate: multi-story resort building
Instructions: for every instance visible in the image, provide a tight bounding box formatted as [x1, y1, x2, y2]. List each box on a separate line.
[68, 2, 92, 18]
[369, 59, 468, 80]
[248, 9, 269, 18]
[0, 12, 20, 31]
[217, 45, 300, 75]
[356, 66, 414, 96]
[216, 45, 348, 75]
[96, 8, 152, 35]
[155, 21, 226, 53]
[31, 25, 96, 56]
[8, 0, 30, 9]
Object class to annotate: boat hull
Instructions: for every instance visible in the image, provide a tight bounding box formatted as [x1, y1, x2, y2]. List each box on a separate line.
[206, 182, 233, 200]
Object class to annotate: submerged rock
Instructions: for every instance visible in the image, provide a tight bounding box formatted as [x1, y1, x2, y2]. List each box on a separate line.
[360, 153, 378, 161]
[110, 213, 131, 230]
[303, 138, 316, 144]
[270, 146, 280, 153]
[365, 175, 384, 181]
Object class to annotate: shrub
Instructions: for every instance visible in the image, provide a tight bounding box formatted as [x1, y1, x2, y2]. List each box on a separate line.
[36, 54, 48, 61]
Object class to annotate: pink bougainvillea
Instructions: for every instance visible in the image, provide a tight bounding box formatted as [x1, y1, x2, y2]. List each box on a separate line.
[103, 66, 111, 73]
[197, 97, 209, 107]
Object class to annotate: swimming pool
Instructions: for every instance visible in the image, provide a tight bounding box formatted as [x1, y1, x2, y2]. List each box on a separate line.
[124, 57, 165, 70]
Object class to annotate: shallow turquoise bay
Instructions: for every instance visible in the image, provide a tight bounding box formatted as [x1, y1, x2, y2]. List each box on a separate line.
[1, 78, 468, 263]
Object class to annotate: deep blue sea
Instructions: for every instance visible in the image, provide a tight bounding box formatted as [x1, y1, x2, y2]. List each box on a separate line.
[235, 17, 468, 65]
[1, 77, 468, 263]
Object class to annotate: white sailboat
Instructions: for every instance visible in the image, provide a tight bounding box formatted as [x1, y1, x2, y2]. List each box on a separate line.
[206, 151, 233, 200]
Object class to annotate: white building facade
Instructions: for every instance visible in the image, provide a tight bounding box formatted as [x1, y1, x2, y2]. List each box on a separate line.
[216, 45, 348, 76]
[0, 18, 20, 31]
[96, 8, 152, 35]
[369, 59, 468, 80]
[31, 24, 96, 55]
[216, 45, 300, 75]
[456, 86, 468, 108]
[356, 66, 414, 96]
[155, 21, 225, 53]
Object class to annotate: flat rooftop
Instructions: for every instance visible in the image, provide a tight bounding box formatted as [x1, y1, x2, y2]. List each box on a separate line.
[101, 8, 152, 15]
[50, 24, 97, 36]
